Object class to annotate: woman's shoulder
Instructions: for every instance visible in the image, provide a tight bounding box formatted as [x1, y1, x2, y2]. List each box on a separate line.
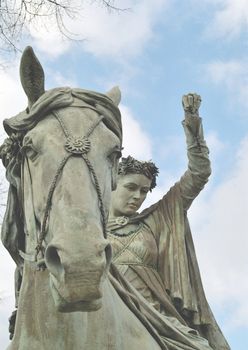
[140, 182, 181, 216]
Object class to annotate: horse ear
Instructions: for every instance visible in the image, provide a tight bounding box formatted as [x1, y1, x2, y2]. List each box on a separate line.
[105, 86, 121, 106]
[20, 46, 45, 109]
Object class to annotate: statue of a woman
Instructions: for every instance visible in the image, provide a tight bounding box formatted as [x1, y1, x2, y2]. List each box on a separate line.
[107, 94, 230, 350]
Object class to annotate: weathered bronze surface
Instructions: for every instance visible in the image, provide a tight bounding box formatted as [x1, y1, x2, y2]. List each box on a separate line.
[0, 48, 230, 349]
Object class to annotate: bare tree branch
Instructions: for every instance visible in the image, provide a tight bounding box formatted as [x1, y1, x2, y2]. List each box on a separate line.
[0, 0, 127, 61]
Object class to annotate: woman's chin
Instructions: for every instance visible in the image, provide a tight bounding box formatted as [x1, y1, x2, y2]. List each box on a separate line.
[126, 205, 139, 214]
[123, 210, 137, 217]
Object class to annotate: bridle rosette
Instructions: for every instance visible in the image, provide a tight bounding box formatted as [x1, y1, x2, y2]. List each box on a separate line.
[65, 136, 91, 155]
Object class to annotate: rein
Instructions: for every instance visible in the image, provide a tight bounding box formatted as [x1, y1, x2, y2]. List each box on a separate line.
[21, 111, 107, 270]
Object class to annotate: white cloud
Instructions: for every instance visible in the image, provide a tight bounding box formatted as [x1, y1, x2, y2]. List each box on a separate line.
[45, 69, 78, 89]
[204, 0, 248, 39]
[29, 18, 71, 58]
[205, 60, 242, 85]
[188, 134, 248, 328]
[120, 104, 152, 159]
[0, 63, 27, 125]
[30, 0, 168, 59]
[205, 131, 226, 162]
[205, 59, 248, 109]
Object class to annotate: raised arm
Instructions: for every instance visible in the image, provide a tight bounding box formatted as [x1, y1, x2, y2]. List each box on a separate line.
[180, 93, 211, 210]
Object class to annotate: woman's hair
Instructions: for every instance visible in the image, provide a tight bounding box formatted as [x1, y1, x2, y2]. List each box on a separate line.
[118, 155, 159, 190]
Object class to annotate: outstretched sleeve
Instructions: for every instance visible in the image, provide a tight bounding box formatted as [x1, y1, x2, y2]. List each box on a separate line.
[180, 116, 211, 211]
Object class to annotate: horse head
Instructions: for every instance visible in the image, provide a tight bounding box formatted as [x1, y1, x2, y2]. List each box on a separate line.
[1, 47, 122, 313]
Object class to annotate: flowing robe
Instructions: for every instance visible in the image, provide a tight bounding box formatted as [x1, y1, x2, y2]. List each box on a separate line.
[108, 117, 230, 350]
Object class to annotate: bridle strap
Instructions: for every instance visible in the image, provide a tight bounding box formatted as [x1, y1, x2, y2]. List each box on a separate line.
[33, 111, 106, 264]
[35, 153, 71, 260]
[81, 154, 107, 237]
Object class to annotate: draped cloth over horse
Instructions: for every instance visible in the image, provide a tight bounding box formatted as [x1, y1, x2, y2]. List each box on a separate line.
[0, 47, 222, 349]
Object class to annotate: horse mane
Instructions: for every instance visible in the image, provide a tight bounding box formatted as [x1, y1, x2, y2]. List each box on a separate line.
[0, 87, 122, 267]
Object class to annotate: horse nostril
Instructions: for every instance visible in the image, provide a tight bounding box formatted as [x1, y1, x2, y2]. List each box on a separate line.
[45, 245, 64, 279]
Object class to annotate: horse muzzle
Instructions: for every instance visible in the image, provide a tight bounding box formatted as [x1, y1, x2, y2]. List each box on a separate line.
[45, 239, 112, 312]
[49, 273, 104, 312]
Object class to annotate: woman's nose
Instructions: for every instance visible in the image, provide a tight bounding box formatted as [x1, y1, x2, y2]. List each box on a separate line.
[133, 190, 141, 199]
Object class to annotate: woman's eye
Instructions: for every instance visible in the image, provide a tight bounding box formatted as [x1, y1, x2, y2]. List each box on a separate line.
[126, 185, 136, 191]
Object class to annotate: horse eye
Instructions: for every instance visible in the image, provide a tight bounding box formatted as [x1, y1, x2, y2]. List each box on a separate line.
[108, 148, 122, 162]
[108, 150, 122, 162]
[21, 140, 39, 161]
[25, 147, 39, 161]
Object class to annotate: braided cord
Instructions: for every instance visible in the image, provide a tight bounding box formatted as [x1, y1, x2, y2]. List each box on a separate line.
[82, 154, 107, 238]
[53, 110, 104, 139]
[85, 115, 104, 137]
[35, 153, 72, 260]
[53, 111, 70, 138]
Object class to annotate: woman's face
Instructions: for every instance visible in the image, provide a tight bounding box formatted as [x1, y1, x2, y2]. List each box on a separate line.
[110, 173, 152, 217]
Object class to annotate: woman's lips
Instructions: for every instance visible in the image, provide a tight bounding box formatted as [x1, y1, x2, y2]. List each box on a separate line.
[128, 203, 138, 209]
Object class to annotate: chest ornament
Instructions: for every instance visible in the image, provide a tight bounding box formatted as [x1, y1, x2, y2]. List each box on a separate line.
[115, 216, 129, 226]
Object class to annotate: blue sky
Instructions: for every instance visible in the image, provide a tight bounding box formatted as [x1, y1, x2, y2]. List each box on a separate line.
[0, 0, 248, 348]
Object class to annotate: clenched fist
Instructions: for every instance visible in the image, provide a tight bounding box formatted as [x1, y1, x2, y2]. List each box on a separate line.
[182, 93, 202, 136]
[182, 93, 201, 118]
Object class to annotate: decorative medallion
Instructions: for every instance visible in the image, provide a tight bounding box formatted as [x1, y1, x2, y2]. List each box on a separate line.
[115, 216, 129, 226]
[65, 137, 91, 154]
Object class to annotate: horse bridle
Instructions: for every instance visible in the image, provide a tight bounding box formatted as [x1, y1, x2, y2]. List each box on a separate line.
[22, 110, 109, 269]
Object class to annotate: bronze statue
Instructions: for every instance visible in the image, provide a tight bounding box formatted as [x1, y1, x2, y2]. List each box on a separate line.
[0, 47, 229, 349]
